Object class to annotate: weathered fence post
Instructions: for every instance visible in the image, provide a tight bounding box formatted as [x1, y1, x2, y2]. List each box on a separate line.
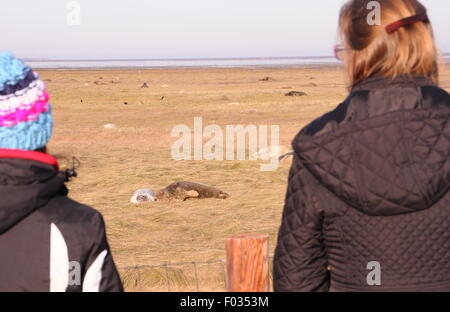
[226, 233, 269, 292]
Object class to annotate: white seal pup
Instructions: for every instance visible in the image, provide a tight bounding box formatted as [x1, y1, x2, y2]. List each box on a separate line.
[130, 189, 156, 203]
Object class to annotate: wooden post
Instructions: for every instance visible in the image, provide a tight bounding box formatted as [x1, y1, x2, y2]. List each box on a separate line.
[226, 233, 269, 292]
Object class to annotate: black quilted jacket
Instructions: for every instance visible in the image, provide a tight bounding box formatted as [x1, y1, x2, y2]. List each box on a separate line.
[0, 150, 123, 291]
[274, 75, 450, 292]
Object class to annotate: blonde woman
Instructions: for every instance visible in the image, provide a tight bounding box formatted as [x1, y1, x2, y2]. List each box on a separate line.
[274, 0, 449, 292]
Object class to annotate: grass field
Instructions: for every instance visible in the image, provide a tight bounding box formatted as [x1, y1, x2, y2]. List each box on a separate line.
[40, 65, 450, 291]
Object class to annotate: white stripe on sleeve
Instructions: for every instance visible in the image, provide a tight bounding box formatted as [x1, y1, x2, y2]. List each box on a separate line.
[82, 250, 108, 292]
[50, 223, 69, 292]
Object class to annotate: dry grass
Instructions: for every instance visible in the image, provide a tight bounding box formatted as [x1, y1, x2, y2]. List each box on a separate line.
[40, 65, 450, 291]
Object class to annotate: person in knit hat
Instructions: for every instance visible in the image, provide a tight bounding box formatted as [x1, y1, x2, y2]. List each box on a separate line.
[0, 52, 52, 150]
[0, 52, 123, 292]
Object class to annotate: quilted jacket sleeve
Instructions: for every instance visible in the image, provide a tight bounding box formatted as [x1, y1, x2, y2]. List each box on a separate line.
[273, 153, 330, 292]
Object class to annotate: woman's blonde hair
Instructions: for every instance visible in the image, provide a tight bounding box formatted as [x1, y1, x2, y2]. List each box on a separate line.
[339, 0, 439, 88]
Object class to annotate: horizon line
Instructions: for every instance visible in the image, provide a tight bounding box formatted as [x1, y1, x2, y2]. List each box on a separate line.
[23, 55, 336, 62]
[23, 52, 450, 63]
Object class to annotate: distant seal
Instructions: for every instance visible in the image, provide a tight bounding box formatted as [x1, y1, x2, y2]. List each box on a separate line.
[130, 182, 229, 203]
[156, 181, 229, 201]
[130, 189, 156, 203]
[285, 91, 307, 97]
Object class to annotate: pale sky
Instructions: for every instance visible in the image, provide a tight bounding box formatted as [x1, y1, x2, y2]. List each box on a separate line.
[2, 0, 449, 59]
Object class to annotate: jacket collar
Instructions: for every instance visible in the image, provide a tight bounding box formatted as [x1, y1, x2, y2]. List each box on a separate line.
[0, 149, 66, 234]
[0, 149, 59, 170]
[352, 75, 436, 92]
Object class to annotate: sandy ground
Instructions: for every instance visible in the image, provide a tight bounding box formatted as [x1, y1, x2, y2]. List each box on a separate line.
[40, 65, 450, 291]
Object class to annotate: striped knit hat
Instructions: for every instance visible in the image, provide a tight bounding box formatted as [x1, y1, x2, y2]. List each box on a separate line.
[0, 52, 52, 151]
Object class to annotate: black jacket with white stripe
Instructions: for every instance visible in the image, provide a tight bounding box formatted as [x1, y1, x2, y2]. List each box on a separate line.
[0, 149, 123, 292]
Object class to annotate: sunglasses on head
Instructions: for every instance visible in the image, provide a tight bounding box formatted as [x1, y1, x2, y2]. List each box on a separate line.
[334, 44, 347, 61]
[333, 13, 430, 62]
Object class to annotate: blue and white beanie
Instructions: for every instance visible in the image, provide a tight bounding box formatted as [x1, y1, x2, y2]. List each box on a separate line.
[0, 52, 53, 151]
